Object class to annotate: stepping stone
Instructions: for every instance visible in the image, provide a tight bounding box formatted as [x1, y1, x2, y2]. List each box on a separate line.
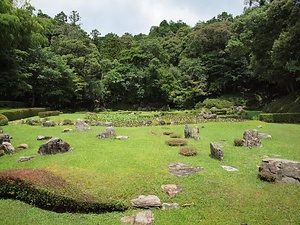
[221, 165, 239, 172]
[17, 156, 35, 163]
[161, 184, 182, 198]
[162, 203, 179, 210]
[169, 162, 204, 177]
[131, 195, 161, 208]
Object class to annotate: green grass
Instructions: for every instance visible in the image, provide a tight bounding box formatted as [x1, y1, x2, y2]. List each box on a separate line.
[0, 113, 299, 225]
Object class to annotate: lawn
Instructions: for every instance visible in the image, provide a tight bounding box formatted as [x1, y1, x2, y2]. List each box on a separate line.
[0, 112, 299, 225]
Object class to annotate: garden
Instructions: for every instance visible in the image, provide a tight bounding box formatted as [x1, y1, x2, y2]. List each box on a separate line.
[0, 110, 299, 225]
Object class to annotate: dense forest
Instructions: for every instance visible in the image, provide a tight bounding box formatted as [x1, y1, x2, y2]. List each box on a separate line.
[0, 0, 299, 110]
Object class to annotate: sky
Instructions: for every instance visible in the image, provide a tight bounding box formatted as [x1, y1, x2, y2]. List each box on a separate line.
[29, 0, 246, 36]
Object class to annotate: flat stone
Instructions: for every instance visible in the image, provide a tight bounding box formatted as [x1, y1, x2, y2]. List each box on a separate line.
[131, 195, 161, 208]
[17, 144, 30, 149]
[221, 165, 239, 172]
[17, 156, 35, 162]
[169, 162, 204, 177]
[37, 135, 52, 141]
[161, 184, 182, 198]
[116, 136, 129, 140]
[162, 203, 180, 210]
[121, 210, 154, 225]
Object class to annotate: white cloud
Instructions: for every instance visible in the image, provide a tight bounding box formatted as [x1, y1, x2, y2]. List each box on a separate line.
[29, 0, 245, 36]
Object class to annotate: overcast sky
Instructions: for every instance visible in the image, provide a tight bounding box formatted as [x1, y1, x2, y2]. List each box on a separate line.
[29, 0, 245, 36]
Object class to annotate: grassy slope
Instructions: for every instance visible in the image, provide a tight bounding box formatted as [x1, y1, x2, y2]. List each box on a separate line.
[0, 115, 299, 225]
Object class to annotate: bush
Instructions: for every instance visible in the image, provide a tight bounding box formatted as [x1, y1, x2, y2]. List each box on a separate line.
[179, 147, 198, 156]
[202, 98, 233, 109]
[1, 108, 47, 121]
[258, 172, 277, 182]
[0, 114, 8, 126]
[234, 139, 244, 146]
[0, 169, 127, 213]
[259, 113, 300, 123]
[165, 139, 187, 146]
[38, 111, 60, 118]
[62, 119, 74, 125]
[170, 133, 182, 138]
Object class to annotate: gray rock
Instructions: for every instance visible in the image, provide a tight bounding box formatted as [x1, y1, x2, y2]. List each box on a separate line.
[131, 195, 161, 208]
[17, 144, 30, 149]
[121, 210, 154, 225]
[161, 184, 182, 198]
[0, 142, 15, 154]
[210, 143, 224, 161]
[42, 120, 55, 127]
[96, 127, 116, 138]
[168, 162, 204, 177]
[75, 119, 90, 131]
[116, 136, 129, 140]
[258, 158, 300, 184]
[243, 129, 262, 148]
[38, 137, 73, 155]
[258, 133, 272, 139]
[17, 156, 35, 162]
[0, 134, 11, 143]
[221, 165, 239, 172]
[184, 124, 192, 138]
[37, 135, 52, 140]
[162, 203, 180, 210]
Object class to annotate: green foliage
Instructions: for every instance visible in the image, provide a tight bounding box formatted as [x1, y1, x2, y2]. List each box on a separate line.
[1, 108, 47, 121]
[0, 101, 27, 108]
[0, 169, 127, 213]
[202, 98, 233, 109]
[38, 111, 61, 118]
[263, 94, 300, 113]
[0, 114, 8, 126]
[165, 139, 187, 146]
[259, 113, 300, 123]
[179, 147, 198, 156]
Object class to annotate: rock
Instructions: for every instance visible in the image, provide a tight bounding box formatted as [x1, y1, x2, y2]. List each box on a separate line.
[17, 144, 30, 149]
[233, 106, 244, 114]
[161, 184, 182, 198]
[243, 129, 262, 148]
[38, 138, 73, 155]
[96, 127, 116, 138]
[37, 135, 52, 141]
[62, 128, 72, 133]
[121, 210, 154, 225]
[210, 143, 224, 161]
[168, 162, 204, 177]
[199, 112, 217, 119]
[258, 158, 300, 184]
[116, 136, 129, 140]
[221, 165, 239, 172]
[258, 133, 272, 139]
[42, 120, 55, 127]
[184, 124, 192, 138]
[131, 195, 161, 208]
[75, 119, 90, 131]
[17, 156, 35, 162]
[0, 142, 15, 154]
[0, 134, 11, 143]
[162, 203, 180, 210]
[104, 121, 113, 127]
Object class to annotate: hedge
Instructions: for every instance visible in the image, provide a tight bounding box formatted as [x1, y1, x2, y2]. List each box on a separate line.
[259, 113, 300, 123]
[38, 111, 61, 118]
[0, 108, 47, 121]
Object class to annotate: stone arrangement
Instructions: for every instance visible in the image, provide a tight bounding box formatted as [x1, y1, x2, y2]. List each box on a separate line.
[210, 142, 224, 161]
[38, 137, 73, 155]
[243, 129, 262, 148]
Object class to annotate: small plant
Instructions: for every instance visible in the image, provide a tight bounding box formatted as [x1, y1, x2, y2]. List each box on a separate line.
[179, 147, 198, 156]
[62, 119, 73, 125]
[258, 172, 277, 182]
[0, 114, 8, 126]
[165, 139, 187, 146]
[163, 131, 173, 135]
[170, 133, 182, 138]
[234, 139, 244, 146]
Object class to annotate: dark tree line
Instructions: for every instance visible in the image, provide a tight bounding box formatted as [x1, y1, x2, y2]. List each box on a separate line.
[0, 0, 299, 110]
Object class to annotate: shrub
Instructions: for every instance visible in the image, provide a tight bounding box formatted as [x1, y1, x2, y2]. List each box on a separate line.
[234, 139, 244, 146]
[0, 114, 8, 126]
[62, 119, 73, 125]
[0, 169, 127, 213]
[170, 133, 182, 138]
[1, 108, 47, 121]
[0, 150, 5, 157]
[38, 111, 60, 118]
[163, 131, 173, 135]
[259, 113, 300, 123]
[202, 98, 233, 109]
[165, 139, 187, 146]
[179, 147, 198, 156]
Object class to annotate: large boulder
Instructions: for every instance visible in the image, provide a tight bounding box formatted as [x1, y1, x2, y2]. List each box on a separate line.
[96, 127, 116, 138]
[243, 129, 262, 148]
[42, 120, 55, 127]
[210, 142, 224, 161]
[38, 138, 73, 155]
[0, 142, 15, 154]
[258, 158, 300, 184]
[184, 124, 192, 138]
[0, 134, 11, 143]
[75, 119, 90, 131]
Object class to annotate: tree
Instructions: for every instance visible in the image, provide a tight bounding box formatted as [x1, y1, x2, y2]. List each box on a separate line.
[69, 10, 81, 26]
